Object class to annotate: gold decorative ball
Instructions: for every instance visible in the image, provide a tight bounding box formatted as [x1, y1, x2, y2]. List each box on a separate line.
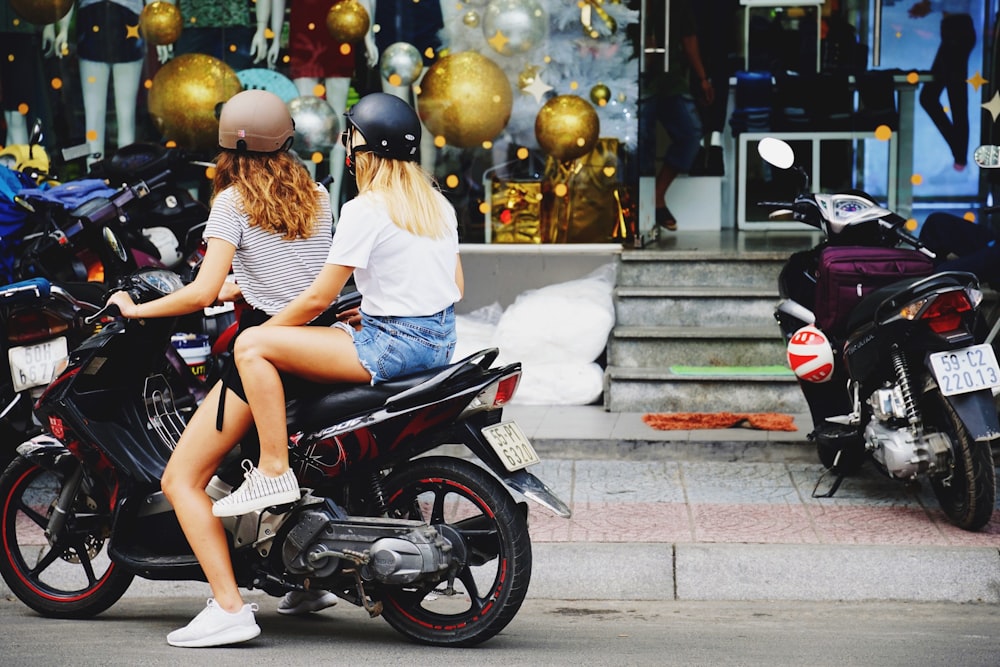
[462, 10, 481, 28]
[8, 0, 73, 24]
[140, 1, 183, 46]
[589, 83, 611, 106]
[518, 64, 540, 90]
[148, 54, 243, 152]
[326, 0, 370, 44]
[416, 51, 513, 148]
[534, 94, 600, 162]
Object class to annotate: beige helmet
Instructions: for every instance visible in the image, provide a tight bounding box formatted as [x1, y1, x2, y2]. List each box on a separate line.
[218, 89, 294, 153]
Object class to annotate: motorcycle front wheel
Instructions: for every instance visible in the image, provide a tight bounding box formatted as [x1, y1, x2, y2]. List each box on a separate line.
[378, 456, 532, 647]
[0, 456, 134, 617]
[922, 390, 997, 531]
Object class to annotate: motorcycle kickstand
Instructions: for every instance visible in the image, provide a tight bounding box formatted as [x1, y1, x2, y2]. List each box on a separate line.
[812, 451, 847, 499]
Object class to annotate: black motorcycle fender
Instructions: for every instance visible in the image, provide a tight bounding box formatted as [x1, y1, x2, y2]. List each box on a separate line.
[15, 433, 78, 473]
[941, 389, 1000, 442]
[459, 420, 572, 518]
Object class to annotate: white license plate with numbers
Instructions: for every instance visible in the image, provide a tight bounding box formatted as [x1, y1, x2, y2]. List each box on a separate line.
[929, 344, 1000, 396]
[482, 421, 540, 471]
[8, 337, 68, 392]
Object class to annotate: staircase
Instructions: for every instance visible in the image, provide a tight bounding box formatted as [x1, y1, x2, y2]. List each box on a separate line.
[604, 248, 809, 413]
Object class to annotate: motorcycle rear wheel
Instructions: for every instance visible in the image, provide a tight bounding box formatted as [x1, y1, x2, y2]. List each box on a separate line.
[922, 391, 997, 531]
[378, 456, 532, 647]
[0, 456, 134, 617]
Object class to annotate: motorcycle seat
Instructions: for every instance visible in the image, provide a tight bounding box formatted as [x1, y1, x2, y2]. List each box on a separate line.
[285, 348, 501, 434]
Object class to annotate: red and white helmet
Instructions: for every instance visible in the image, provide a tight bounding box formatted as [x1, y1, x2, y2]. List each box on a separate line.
[787, 325, 834, 383]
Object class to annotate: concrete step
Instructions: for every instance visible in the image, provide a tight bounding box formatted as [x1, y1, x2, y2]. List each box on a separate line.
[618, 249, 787, 289]
[615, 285, 779, 328]
[603, 366, 808, 413]
[608, 325, 787, 367]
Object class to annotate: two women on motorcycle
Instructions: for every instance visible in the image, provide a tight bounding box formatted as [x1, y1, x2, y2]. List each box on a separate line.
[108, 90, 463, 648]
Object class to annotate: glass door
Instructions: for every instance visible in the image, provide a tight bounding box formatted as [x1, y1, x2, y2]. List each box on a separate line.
[869, 0, 986, 204]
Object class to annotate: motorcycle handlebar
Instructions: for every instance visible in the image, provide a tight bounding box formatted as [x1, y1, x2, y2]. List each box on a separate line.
[84, 302, 120, 326]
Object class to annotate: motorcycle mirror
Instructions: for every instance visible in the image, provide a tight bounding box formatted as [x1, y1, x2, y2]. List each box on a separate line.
[757, 137, 795, 169]
[28, 119, 44, 146]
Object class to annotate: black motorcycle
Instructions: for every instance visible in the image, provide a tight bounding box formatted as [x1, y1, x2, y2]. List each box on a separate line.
[760, 137, 998, 531]
[0, 267, 570, 646]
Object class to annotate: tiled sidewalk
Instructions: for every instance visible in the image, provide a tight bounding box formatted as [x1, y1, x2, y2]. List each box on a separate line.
[503, 405, 1000, 547]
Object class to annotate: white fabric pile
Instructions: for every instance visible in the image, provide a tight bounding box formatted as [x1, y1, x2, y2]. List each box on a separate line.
[454, 263, 616, 405]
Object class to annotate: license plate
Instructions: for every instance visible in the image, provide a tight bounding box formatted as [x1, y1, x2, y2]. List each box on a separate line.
[482, 421, 540, 471]
[8, 337, 69, 392]
[929, 344, 1000, 396]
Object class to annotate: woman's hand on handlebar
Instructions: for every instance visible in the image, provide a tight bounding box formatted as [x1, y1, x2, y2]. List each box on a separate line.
[106, 290, 140, 319]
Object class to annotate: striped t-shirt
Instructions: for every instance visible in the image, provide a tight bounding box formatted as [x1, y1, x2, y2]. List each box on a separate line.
[204, 184, 333, 315]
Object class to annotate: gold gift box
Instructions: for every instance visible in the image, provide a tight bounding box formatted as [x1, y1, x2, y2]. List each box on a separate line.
[490, 179, 544, 243]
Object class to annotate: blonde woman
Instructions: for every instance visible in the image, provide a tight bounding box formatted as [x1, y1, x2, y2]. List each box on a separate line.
[217, 92, 464, 518]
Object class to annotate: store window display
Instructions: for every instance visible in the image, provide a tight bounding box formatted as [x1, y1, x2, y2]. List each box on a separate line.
[48, 0, 145, 163]
[261, 0, 377, 219]
[1, 0, 48, 145]
[374, 0, 443, 172]
[164, 0, 268, 71]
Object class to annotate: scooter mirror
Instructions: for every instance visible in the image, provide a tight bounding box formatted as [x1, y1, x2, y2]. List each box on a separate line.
[28, 119, 44, 147]
[757, 137, 795, 169]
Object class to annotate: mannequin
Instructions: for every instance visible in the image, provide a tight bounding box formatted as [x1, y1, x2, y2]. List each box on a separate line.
[48, 0, 146, 164]
[373, 0, 442, 173]
[264, 0, 377, 220]
[155, 0, 269, 71]
[2, 0, 48, 146]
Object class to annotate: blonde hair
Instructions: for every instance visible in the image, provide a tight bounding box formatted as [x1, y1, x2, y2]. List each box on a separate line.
[352, 152, 451, 239]
[212, 151, 322, 240]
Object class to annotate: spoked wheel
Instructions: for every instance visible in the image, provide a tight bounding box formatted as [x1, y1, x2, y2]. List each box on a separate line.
[922, 390, 997, 531]
[378, 456, 532, 647]
[0, 456, 133, 617]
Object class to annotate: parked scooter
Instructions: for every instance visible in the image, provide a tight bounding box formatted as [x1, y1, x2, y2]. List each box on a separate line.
[0, 266, 570, 646]
[760, 137, 998, 531]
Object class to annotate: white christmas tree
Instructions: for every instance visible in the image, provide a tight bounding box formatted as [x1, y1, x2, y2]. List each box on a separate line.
[438, 0, 640, 153]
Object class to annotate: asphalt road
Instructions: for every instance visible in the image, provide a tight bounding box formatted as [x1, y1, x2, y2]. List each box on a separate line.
[2, 596, 997, 666]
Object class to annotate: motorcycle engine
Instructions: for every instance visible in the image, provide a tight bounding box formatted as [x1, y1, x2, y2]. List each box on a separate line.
[865, 419, 951, 479]
[282, 504, 456, 584]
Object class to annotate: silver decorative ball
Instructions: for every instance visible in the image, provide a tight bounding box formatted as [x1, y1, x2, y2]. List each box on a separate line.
[379, 42, 424, 88]
[482, 0, 547, 57]
[287, 96, 339, 154]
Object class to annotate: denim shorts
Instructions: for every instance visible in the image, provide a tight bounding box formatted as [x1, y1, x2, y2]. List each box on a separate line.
[340, 307, 457, 384]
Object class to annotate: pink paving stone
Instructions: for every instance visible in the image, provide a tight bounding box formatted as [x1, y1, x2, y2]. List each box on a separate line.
[924, 511, 1000, 546]
[805, 504, 950, 545]
[529, 502, 692, 543]
[690, 503, 819, 544]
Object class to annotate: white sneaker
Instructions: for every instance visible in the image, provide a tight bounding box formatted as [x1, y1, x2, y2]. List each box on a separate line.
[277, 590, 338, 615]
[167, 598, 261, 648]
[211, 460, 301, 517]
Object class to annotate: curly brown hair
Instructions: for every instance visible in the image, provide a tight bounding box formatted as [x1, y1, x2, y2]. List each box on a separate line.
[212, 151, 323, 240]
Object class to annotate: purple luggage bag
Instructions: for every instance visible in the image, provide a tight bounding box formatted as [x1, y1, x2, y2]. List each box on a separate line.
[814, 246, 934, 334]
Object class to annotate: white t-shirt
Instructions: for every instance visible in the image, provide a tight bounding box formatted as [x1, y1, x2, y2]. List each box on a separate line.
[327, 192, 460, 317]
[204, 184, 333, 315]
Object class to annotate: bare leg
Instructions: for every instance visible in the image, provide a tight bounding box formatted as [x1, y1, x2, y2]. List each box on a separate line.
[160, 382, 254, 613]
[233, 325, 369, 477]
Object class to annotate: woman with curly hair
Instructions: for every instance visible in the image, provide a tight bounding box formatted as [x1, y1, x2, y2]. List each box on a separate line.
[107, 89, 332, 647]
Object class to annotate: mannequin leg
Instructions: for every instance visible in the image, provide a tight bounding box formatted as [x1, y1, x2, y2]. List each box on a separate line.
[324, 77, 350, 221]
[3, 111, 28, 146]
[381, 76, 436, 173]
[79, 59, 111, 161]
[111, 60, 143, 149]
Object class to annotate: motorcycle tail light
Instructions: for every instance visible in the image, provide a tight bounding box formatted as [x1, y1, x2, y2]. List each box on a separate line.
[918, 290, 972, 334]
[492, 373, 521, 406]
[77, 248, 104, 283]
[7, 309, 70, 344]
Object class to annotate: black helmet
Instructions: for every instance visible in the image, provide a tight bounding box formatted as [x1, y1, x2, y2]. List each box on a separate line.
[343, 92, 420, 162]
